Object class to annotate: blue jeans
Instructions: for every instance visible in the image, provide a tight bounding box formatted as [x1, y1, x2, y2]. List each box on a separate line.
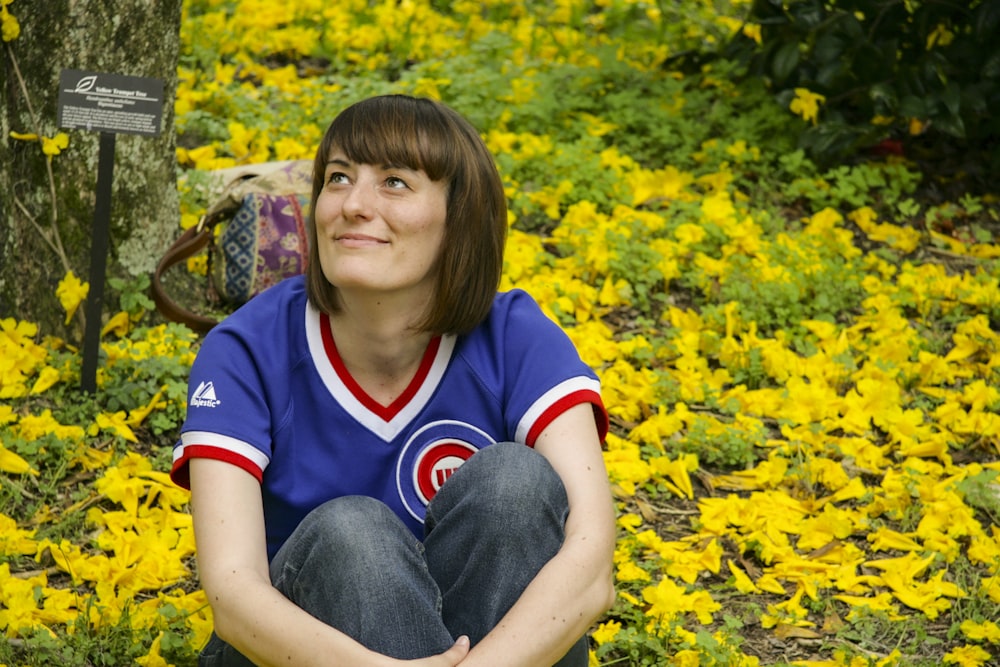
[199, 442, 588, 666]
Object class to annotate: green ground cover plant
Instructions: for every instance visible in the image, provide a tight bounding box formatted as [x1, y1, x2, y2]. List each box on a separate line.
[2, 0, 999, 665]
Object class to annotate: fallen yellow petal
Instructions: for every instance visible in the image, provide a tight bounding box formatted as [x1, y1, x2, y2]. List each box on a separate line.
[0, 443, 37, 476]
[102, 311, 132, 338]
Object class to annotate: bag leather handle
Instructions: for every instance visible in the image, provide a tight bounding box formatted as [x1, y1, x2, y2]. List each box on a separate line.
[151, 220, 221, 334]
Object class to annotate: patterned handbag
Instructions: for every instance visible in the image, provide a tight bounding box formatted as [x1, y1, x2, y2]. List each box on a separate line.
[152, 160, 312, 333]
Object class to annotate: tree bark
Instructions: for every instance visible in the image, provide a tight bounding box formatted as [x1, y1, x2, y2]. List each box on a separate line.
[0, 1, 182, 335]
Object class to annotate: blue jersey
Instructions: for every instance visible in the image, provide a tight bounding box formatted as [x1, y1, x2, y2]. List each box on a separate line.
[172, 276, 607, 560]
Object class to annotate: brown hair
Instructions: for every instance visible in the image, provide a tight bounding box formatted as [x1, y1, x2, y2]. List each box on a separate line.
[306, 95, 507, 335]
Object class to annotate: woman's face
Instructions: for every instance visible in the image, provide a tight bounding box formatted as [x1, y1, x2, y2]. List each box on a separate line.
[313, 152, 448, 307]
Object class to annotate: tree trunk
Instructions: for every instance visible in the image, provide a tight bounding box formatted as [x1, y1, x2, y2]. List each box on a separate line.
[0, 1, 182, 335]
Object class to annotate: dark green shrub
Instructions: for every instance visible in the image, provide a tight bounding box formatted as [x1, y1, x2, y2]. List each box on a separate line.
[729, 0, 1000, 185]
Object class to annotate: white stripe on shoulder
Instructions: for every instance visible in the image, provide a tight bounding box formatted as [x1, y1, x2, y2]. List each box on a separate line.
[514, 376, 602, 443]
[177, 431, 270, 471]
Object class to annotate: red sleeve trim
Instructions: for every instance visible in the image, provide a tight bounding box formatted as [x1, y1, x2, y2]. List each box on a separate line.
[170, 444, 265, 490]
[525, 389, 609, 447]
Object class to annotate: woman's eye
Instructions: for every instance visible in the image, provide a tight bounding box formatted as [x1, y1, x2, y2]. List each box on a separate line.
[385, 176, 408, 189]
[327, 171, 349, 185]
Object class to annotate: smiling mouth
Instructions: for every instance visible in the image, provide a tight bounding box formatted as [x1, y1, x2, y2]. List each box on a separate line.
[336, 234, 388, 246]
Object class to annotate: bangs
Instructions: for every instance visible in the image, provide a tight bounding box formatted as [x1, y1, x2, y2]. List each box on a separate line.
[324, 96, 456, 182]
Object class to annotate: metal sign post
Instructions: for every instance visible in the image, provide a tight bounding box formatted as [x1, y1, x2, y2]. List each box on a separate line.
[57, 69, 164, 393]
[79, 131, 116, 393]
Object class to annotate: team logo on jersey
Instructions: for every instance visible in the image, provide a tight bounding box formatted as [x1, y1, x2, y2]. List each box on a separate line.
[395, 420, 496, 522]
[190, 381, 221, 408]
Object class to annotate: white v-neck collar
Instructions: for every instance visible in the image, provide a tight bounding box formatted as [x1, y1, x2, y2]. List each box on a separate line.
[304, 305, 456, 441]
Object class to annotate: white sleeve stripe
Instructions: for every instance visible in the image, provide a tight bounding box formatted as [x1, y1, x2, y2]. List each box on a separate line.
[514, 376, 602, 443]
[177, 431, 270, 471]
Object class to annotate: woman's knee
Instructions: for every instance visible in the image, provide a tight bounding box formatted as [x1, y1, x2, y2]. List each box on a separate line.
[273, 495, 416, 579]
[297, 495, 401, 539]
[427, 442, 568, 529]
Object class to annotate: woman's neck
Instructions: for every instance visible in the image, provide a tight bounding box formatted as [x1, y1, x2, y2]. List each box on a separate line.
[327, 295, 435, 406]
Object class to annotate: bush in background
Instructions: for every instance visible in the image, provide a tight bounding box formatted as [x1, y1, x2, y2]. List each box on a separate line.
[728, 0, 1000, 191]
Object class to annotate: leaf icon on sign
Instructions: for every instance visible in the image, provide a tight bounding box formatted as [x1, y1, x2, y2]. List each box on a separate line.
[74, 76, 97, 93]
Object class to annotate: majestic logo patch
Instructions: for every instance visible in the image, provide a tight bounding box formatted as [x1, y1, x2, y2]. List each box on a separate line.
[190, 381, 221, 408]
[396, 420, 496, 522]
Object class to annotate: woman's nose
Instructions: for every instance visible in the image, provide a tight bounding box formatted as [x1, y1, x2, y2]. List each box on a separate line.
[342, 177, 376, 218]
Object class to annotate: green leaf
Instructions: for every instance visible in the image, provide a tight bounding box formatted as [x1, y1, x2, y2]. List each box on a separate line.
[982, 49, 1000, 79]
[869, 82, 898, 113]
[932, 113, 966, 138]
[899, 95, 928, 119]
[942, 80, 961, 116]
[788, 0, 825, 29]
[771, 41, 800, 84]
[813, 31, 845, 64]
[816, 60, 847, 89]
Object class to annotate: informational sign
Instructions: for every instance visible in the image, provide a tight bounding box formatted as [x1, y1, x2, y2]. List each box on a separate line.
[57, 69, 164, 392]
[57, 69, 163, 137]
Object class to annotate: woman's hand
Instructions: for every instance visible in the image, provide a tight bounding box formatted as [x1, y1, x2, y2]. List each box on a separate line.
[400, 636, 469, 666]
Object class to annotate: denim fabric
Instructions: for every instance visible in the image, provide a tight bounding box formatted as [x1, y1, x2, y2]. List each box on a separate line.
[199, 442, 587, 666]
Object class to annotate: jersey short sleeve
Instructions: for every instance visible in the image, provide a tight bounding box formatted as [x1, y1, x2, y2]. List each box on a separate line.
[170, 279, 305, 489]
[460, 289, 609, 445]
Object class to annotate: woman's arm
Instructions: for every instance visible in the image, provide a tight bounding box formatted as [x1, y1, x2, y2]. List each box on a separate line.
[461, 402, 617, 667]
[189, 458, 470, 667]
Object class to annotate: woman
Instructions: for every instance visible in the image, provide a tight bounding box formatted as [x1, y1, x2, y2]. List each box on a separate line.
[172, 95, 616, 667]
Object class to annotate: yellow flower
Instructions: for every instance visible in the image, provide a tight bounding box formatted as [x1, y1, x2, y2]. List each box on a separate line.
[410, 77, 451, 100]
[29, 365, 60, 395]
[649, 454, 696, 499]
[579, 112, 617, 138]
[626, 165, 694, 207]
[56, 271, 89, 325]
[1, 5, 19, 42]
[727, 559, 760, 594]
[274, 136, 310, 161]
[742, 23, 761, 45]
[642, 577, 720, 624]
[527, 179, 573, 220]
[89, 411, 139, 443]
[101, 311, 132, 338]
[125, 388, 166, 428]
[615, 559, 651, 583]
[789, 88, 826, 125]
[0, 563, 75, 632]
[671, 650, 701, 667]
[67, 442, 114, 471]
[179, 212, 200, 230]
[187, 253, 208, 276]
[909, 117, 929, 136]
[833, 592, 901, 620]
[591, 619, 621, 645]
[943, 644, 992, 667]
[868, 527, 922, 553]
[135, 632, 170, 667]
[0, 443, 36, 476]
[0, 513, 37, 556]
[926, 23, 955, 49]
[40, 133, 69, 156]
[960, 619, 1000, 644]
[15, 409, 84, 441]
[674, 223, 706, 247]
